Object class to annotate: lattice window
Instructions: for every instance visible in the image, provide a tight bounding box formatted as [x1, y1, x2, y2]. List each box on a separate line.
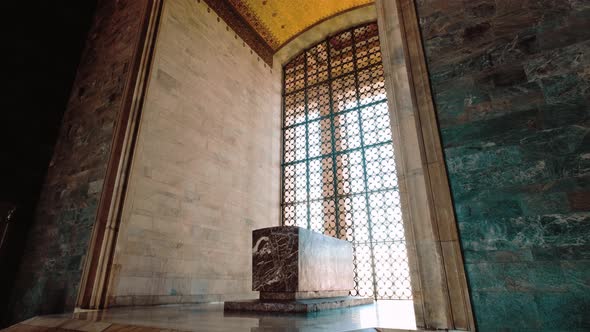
[281, 22, 412, 300]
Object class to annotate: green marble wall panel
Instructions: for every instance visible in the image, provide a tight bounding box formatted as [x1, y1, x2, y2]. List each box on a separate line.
[416, 1, 590, 330]
[6, 0, 152, 325]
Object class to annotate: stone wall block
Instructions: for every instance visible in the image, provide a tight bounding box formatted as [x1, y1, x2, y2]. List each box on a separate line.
[8, 0, 151, 323]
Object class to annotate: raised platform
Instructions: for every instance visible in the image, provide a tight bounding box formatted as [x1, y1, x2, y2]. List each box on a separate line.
[260, 290, 350, 300]
[224, 296, 374, 313]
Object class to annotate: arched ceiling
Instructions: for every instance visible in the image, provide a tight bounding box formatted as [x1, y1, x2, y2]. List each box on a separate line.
[228, 0, 374, 50]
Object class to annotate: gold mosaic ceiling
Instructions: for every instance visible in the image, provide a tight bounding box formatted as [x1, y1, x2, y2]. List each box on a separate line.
[228, 0, 374, 50]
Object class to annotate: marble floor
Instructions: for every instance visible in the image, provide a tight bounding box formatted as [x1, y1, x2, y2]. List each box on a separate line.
[45, 300, 416, 332]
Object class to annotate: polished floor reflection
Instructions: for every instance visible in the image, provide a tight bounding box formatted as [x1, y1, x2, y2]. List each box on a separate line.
[70, 300, 416, 331]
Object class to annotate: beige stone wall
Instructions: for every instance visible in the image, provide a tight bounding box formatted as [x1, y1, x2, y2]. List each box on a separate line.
[107, 0, 281, 306]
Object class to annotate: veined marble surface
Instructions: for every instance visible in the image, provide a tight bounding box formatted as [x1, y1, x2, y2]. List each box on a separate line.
[252, 226, 300, 292]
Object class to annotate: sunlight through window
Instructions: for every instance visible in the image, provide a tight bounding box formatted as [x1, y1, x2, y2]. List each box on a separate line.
[281, 23, 412, 300]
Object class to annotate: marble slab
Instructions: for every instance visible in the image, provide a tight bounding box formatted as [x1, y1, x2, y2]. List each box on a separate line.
[252, 226, 299, 292]
[224, 226, 370, 314]
[252, 226, 354, 297]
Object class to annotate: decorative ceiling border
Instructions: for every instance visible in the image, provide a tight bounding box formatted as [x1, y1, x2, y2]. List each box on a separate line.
[227, 0, 280, 49]
[201, 0, 274, 67]
[275, 3, 374, 51]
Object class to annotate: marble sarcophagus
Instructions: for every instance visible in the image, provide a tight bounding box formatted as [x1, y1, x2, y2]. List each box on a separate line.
[252, 226, 354, 299]
[224, 226, 372, 313]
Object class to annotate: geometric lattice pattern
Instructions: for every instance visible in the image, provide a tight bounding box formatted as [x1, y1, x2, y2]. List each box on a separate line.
[281, 22, 412, 300]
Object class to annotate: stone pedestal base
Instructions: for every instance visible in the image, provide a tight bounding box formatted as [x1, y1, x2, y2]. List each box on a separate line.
[260, 290, 350, 300]
[224, 296, 373, 313]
